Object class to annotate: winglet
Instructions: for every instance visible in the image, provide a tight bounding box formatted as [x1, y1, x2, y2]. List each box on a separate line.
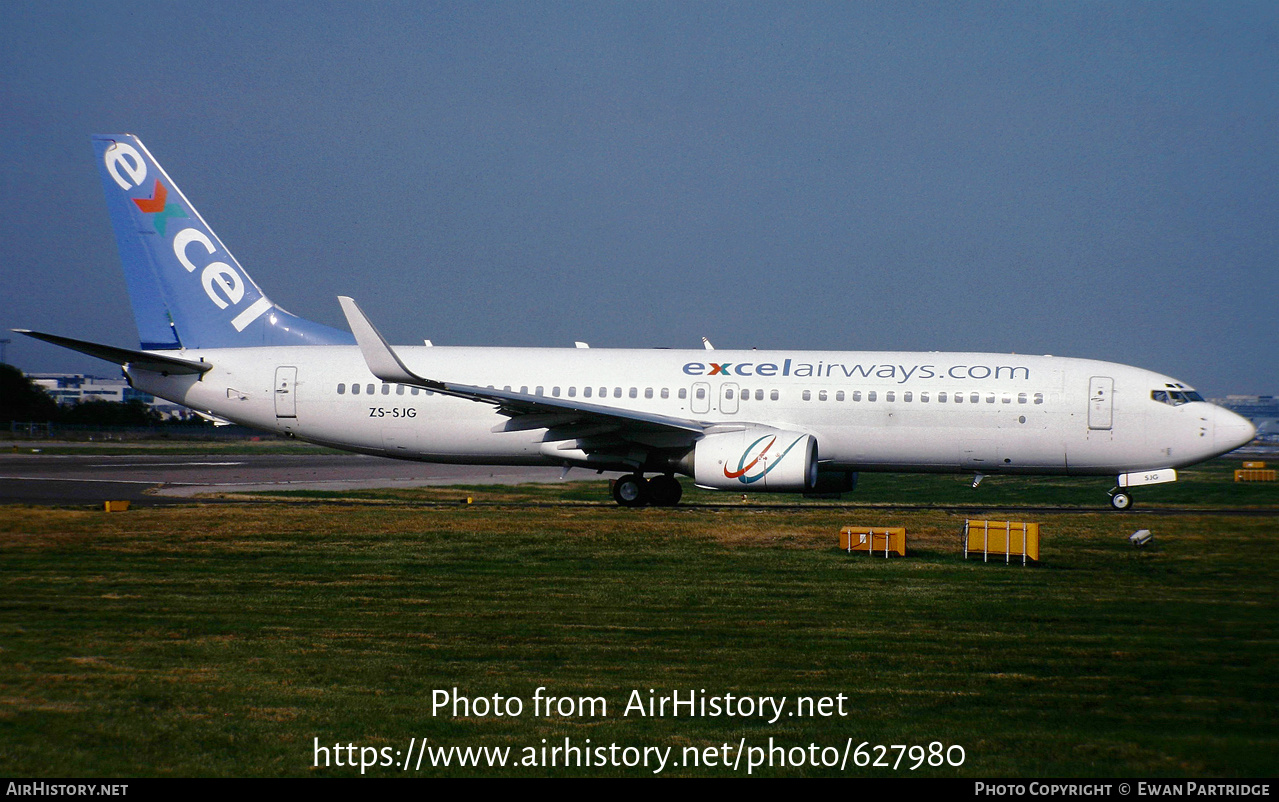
[337, 297, 445, 391]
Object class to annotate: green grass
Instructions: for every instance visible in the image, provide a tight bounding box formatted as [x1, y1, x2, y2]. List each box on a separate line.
[0, 491, 1275, 777]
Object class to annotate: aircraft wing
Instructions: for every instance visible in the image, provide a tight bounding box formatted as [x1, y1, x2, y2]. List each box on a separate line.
[337, 297, 707, 442]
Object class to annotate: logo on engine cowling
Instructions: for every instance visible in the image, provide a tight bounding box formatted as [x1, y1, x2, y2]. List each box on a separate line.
[725, 434, 808, 485]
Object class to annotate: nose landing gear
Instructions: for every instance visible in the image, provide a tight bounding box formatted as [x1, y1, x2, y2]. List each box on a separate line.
[1109, 488, 1134, 510]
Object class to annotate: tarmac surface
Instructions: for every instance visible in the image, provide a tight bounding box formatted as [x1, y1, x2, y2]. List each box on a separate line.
[3, 444, 1275, 513]
[0, 450, 568, 506]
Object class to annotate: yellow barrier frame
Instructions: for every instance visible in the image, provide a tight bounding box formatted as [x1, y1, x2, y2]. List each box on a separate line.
[839, 526, 906, 558]
[963, 520, 1039, 565]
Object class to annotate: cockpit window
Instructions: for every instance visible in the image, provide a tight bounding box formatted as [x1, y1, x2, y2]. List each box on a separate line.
[1152, 389, 1205, 406]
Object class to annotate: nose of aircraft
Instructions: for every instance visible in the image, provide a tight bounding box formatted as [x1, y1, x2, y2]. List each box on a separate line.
[1213, 405, 1257, 453]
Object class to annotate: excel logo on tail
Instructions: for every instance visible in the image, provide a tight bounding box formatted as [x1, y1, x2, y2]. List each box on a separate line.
[724, 434, 807, 485]
[130, 180, 187, 235]
[103, 141, 271, 333]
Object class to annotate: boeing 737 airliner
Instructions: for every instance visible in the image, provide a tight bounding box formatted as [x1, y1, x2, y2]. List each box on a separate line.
[16, 135, 1256, 508]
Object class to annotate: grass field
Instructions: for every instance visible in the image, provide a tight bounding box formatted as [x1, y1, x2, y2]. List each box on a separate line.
[0, 465, 1275, 777]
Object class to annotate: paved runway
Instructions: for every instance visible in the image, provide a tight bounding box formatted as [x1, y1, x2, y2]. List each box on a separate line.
[0, 451, 568, 506]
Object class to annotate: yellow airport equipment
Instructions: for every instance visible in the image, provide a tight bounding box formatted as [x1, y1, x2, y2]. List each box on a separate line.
[963, 520, 1039, 565]
[103, 500, 130, 512]
[1242, 461, 1266, 469]
[839, 526, 906, 558]
[1235, 469, 1276, 482]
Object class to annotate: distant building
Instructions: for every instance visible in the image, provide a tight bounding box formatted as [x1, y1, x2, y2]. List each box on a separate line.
[28, 373, 194, 420]
[1209, 395, 1278, 443]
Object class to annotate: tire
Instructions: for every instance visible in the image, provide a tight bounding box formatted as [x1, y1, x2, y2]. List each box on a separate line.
[612, 474, 648, 507]
[1110, 491, 1133, 511]
[647, 475, 683, 507]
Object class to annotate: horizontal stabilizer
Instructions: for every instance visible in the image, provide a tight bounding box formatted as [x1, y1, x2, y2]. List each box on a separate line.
[194, 411, 235, 426]
[13, 329, 212, 375]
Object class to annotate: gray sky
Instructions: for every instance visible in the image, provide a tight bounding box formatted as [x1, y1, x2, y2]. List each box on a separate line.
[2, 1, 1275, 394]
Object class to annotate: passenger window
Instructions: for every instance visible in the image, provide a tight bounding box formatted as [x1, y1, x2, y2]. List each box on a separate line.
[921, 392, 929, 403]
[568, 387, 576, 398]
[770, 390, 779, 401]
[836, 390, 845, 401]
[337, 383, 346, 395]
[382, 384, 390, 395]
[726, 389, 735, 400]
[614, 387, 622, 398]
[985, 393, 994, 404]
[755, 389, 763, 401]
[535, 386, 544, 396]
[803, 390, 812, 401]
[1002, 394, 1011, 404]
[503, 385, 511, 392]
[818, 390, 827, 401]
[939, 392, 947, 403]
[852, 390, 861, 401]
[520, 386, 528, 394]
[1018, 393, 1027, 404]
[971, 393, 980, 404]
[397, 385, 405, 395]
[886, 391, 896, 402]
[645, 388, 653, 399]
[552, 387, 561, 397]
[868, 391, 877, 402]
[696, 387, 706, 400]
[903, 392, 912, 402]
[367, 384, 375, 395]
[629, 387, 637, 399]
[411, 387, 420, 396]
[679, 388, 687, 400]
[1034, 393, 1044, 405]
[661, 388, 669, 399]
[583, 387, 592, 398]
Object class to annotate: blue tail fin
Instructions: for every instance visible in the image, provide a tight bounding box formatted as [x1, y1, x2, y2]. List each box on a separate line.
[92, 134, 354, 350]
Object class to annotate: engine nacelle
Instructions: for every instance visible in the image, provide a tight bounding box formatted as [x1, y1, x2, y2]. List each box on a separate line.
[690, 428, 818, 492]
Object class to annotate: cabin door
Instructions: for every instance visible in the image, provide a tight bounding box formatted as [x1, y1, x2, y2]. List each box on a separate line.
[690, 382, 711, 414]
[719, 382, 740, 414]
[274, 366, 298, 418]
[1088, 376, 1113, 430]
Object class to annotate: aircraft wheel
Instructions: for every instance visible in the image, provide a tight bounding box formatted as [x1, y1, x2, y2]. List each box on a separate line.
[612, 474, 648, 507]
[647, 475, 683, 507]
[1110, 491, 1133, 511]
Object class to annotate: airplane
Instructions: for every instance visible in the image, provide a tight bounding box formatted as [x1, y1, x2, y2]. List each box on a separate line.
[16, 134, 1257, 510]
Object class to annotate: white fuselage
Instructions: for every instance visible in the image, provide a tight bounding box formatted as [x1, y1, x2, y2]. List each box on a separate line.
[128, 345, 1252, 478]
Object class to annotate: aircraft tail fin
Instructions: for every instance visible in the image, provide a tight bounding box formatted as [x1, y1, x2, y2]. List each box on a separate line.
[91, 134, 354, 350]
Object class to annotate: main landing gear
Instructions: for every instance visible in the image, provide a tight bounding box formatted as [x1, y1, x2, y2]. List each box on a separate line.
[612, 473, 683, 507]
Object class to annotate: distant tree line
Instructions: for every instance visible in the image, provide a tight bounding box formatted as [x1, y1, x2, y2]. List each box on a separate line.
[1, 364, 199, 427]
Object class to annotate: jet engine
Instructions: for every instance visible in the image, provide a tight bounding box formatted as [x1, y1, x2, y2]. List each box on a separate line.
[688, 428, 818, 492]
